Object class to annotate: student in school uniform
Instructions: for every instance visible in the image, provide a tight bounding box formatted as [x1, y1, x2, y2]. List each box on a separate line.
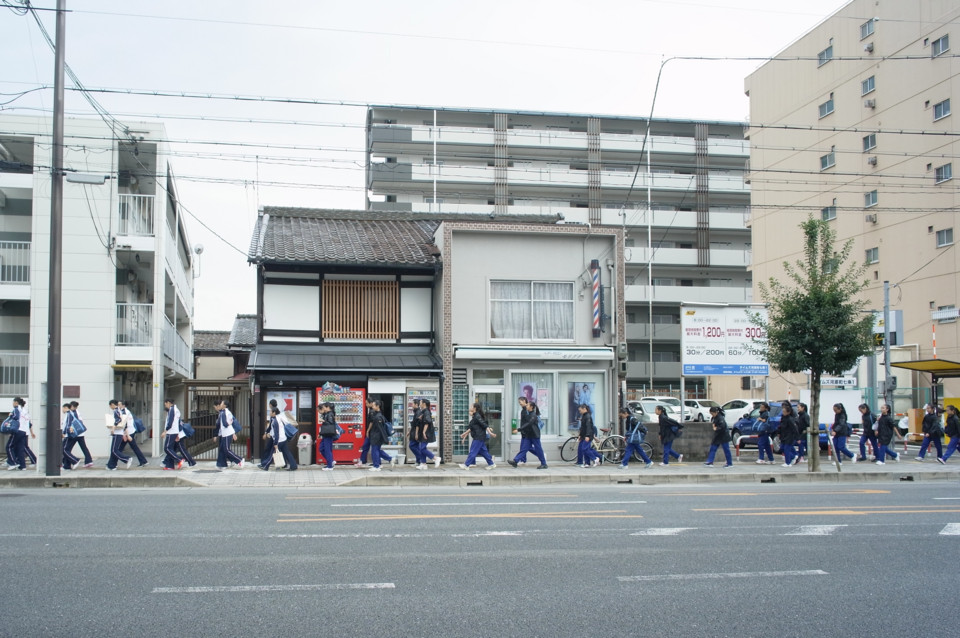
[916, 403, 944, 462]
[620, 406, 653, 469]
[216, 399, 244, 469]
[831, 403, 856, 463]
[778, 402, 799, 467]
[60, 404, 80, 470]
[940, 404, 960, 463]
[755, 402, 775, 465]
[508, 399, 547, 469]
[857, 403, 880, 462]
[458, 402, 496, 470]
[794, 402, 810, 465]
[366, 399, 391, 471]
[67, 401, 94, 467]
[115, 400, 148, 466]
[162, 398, 184, 470]
[6, 397, 34, 471]
[317, 402, 338, 470]
[704, 405, 732, 468]
[263, 407, 297, 471]
[415, 399, 441, 469]
[578, 403, 603, 468]
[356, 397, 393, 468]
[875, 403, 901, 464]
[105, 398, 132, 471]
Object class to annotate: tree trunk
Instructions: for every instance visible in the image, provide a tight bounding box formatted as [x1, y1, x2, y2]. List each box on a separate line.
[809, 372, 821, 472]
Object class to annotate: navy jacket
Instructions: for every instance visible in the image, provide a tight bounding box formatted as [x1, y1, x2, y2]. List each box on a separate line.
[876, 414, 897, 446]
[467, 413, 489, 441]
[519, 409, 540, 439]
[711, 414, 731, 445]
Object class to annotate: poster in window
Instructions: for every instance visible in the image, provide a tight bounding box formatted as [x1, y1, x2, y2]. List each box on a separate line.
[568, 382, 596, 428]
[267, 390, 298, 424]
[518, 381, 537, 405]
[536, 388, 549, 419]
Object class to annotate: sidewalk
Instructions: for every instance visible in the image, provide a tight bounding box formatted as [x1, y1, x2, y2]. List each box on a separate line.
[2, 456, 957, 488]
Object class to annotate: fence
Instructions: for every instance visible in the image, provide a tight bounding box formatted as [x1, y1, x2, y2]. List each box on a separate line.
[117, 194, 155, 236]
[0, 351, 28, 396]
[0, 241, 30, 284]
[116, 303, 152, 345]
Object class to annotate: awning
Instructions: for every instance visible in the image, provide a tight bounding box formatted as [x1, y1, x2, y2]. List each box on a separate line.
[248, 344, 442, 373]
[455, 346, 615, 361]
[891, 359, 960, 378]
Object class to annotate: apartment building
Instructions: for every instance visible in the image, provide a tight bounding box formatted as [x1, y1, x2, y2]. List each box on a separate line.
[744, 0, 960, 404]
[0, 115, 195, 463]
[366, 106, 752, 397]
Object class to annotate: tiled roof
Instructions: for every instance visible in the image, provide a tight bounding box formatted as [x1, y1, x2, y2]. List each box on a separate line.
[248, 208, 441, 266]
[228, 314, 257, 348]
[193, 330, 230, 352]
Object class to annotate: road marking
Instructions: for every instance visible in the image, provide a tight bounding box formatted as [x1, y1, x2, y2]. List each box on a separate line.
[630, 528, 694, 536]
[619, 569, 828, 582]
[698, 507, 960, 517]
[278, 509, 642, 523]
[940, 523, 960, 536]
[153, 583, 395, 594]
[785, 525, 848, 536]
[286, 493, 578, 500]
[933, 498, 960, 500]
[625, 490, 889, 497]
[329, 500, 646, 508]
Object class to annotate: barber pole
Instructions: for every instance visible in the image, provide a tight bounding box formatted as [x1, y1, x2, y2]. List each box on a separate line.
[590, 259, 601, 338]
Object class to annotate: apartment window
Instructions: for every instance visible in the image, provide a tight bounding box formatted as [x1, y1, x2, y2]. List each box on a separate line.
[819, 95, 835, 118]
[652, 278, 673, 286]
[862, 133, 877, 152]
[489, 280, 574, 341]
[865, 247, 879, 264]
[652, 351, 680, 363]
[938, 305, 957, 324]
[625, 238, 636, 247]
[861, 76, 875, 95]
[860, 20, 875, 40]
[818, 44, 833, 67]
[626, 312, 637, 323]
[820, 147, 836, 171]
[934, 98, 951, 120]
[936, 228, 954, 248]
[821, 205, 837, 221]
[936, 163, 953, 184]
[424, 197, 444, 204]
[932, 34, 950, 57]
[864, 190, 878, 208]
[652, 314, 676, 324]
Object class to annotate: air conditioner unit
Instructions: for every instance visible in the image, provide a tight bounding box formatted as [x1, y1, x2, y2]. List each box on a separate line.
[865, 213, 878, 224]
[864, 42, 874, 53]
[864, 99, 876, 108]
[867, 155, 878, 166]
[751, 378, 765, 389]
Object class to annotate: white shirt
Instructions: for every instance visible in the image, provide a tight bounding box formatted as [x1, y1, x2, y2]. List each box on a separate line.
[120, 409, 136, 436]
[218, 408, 235, 437]
[16, 407, 30, 433]
[166, 405, 182, 436]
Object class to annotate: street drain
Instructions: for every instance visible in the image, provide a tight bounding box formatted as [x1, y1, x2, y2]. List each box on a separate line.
[465, 481, 483, 486]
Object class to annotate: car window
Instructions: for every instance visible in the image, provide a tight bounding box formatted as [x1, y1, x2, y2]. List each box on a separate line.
[701, 400, 720, 408]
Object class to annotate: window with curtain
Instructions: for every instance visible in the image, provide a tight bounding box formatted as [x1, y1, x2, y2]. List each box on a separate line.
[490, 280, 574, 341]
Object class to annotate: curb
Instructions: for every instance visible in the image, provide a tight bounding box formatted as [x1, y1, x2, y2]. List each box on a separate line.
[0, 475, 206, 489]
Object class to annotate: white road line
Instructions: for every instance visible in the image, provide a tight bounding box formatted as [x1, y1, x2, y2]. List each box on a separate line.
[330, 501, 646, 508]
[933, 498, 960, 500]
[784, 525, 848, 536]
[939, 523, 960, 536]
[452, 531, 524, 537]
[630, 528, 694, 536]
[153, 583, 395, 594]
[619, 570, 828, 582]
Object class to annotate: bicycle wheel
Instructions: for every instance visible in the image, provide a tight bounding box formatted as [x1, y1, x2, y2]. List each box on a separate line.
[559, 436, 579, 462]
[599, 435, 626, 465]
[635, 442, 654, 462]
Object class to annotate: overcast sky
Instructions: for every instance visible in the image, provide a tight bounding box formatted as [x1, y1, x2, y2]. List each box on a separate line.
[1, 0, 850, 330]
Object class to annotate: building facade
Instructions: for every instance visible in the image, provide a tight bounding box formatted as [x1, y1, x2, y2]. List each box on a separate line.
[366, 106, 752, 399]
[0, 115, 195, 463]
[745, 0, 960, 405]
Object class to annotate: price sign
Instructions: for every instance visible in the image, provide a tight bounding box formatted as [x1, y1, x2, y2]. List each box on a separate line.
[681, 305, 769, 376]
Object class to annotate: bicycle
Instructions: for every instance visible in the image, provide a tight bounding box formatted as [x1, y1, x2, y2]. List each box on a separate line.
[559, 427, 652, 464]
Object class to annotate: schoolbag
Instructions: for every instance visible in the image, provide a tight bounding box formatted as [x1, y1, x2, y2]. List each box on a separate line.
[536, 416, 544, 430]
[627, 418, 646, 445]
[334, 423, 344, 440]
[384, 421, 394, 437]
[232, 418, 242, 436]
[592, 424, 598, 438]
[133, 417, 145, 434]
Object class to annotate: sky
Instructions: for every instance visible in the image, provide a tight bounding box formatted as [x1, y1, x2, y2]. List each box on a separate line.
[0, 0, 851, 330]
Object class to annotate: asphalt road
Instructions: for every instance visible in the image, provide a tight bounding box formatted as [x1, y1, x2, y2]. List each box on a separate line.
[1, 481, 957, 638]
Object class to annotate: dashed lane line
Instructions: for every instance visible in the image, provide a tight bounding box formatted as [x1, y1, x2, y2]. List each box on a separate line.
[619, 570, 828, 582]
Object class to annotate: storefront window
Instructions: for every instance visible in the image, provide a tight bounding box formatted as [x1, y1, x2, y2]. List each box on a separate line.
[559, 373, 606, 436]
[473, 369, 504, 385]
[511, 372, 556, 435]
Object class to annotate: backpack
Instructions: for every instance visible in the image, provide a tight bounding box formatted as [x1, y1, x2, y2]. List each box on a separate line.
[384, 421, 394, 437]
[133, 417, 145, 434]
[536, 416, 544, 430]
[334, 424, 344, 441]
[627, 418, 646, 445]
[1, 417, 16, 434]
[232, 418, 242, 436]
[283, 421, 298, 438]
[180, 421, 195, 437]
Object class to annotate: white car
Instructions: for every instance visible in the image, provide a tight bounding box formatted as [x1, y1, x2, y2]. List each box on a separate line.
[683, 399, 721, 422]
[720, 398, 765, 420]
[641, 396, 682, 418]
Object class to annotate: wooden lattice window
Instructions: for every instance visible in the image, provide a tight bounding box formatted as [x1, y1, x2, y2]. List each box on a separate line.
[322, 280, 399, 339]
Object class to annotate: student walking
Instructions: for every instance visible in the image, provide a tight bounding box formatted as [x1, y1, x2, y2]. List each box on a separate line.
[66, 401, 94, 467]
[916, 403, 944, 462]
[459, 402, 496, 470]
[577, 404, 603, 467]
[216, 399, 244, 469]
[795, 402, 810, 465]
[162, 398, 184, 470]
[831, 403, 856, 463]
[60, 404, 80, 470]
[411, 399, 440, 469]
[755, 402, 775, 465]
[365, 400, 390, 471]
[704, 405, 733, 467]
[116, 400, 148, 466]
[6, 397, 33, 471]
[508, 399, 547, 469]
[317, 402, 338, 470]
[620, 407, 653, 469]
[941, 404, 960, 463]
[264, 407, 297, 471]
[357, 397, 393, 468]
[105, 398, 132, 471]
[778, 402, 799, 467]
[857, 404, 879, 462]
[656, 405, 683, 466]
[875, 404, 901, 464]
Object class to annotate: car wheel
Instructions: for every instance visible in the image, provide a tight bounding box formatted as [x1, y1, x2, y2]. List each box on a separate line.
[695, 413, 705, 422]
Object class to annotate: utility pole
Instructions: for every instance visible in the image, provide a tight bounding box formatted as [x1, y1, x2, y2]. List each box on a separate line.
[883, 281, 894, 409]
[45, 0, 66, 476]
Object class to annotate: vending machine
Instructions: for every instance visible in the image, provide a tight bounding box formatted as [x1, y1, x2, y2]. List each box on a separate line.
[316, 384, 366, 463]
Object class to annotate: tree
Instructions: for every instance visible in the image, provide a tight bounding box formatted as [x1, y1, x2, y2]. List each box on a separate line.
[750, 217, 874, 472]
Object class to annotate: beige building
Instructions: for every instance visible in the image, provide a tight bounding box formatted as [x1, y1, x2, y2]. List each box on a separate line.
[742, 0, 960, 408]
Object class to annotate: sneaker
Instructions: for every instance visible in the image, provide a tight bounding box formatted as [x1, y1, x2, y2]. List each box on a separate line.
[619, 464, 629, 470]
[517, 461, 526, 465]
[915, 456, 924, 462]
[645, 462, 654, 468]
[894, 454, 901, 463]
[177, 460, 184, 470]
[723, 464, 734, 468]
[575, 464, 584, 468]
[794, 456, 804, 465]
[369, 466, 381, 472]
[287, 467, 298, 472]
[125, 458, 133, 469]
[507, 460, 518, 468]
[781, 463, 792, 468]
[321, 467, 333, 471]
[106, 467, 117, 471]
[238, 459, 245, 469]
[71, 462, 80, 470]
[856, 457, 867, 462]
[434, 456, 442, 468]
[418, 463, 427, 470]
[851, 456, 857, 464]
[875, 461, 885, 465]
[536, 464, 548, 469]
[354, 462, 366, 468]
[678, 454, 683, 463]
[162, 467, 173, 471]
[83, 462, 94, 468]
[937, 457, 946, 465]
[458, 463, 469, 470]
[138, 461, 149, 467]
[755, 459, 766, 465]
[485, 464, 496, 470]
[390, 457, 397, 467]
[659, 462, 669, 466]
[704, 463, 714, 467]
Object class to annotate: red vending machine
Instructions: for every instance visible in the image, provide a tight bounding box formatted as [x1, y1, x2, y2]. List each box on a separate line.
[316, 384, 366, 463]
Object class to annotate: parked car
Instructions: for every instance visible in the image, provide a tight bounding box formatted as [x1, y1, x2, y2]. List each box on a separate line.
[721, 398, 765, 419]
[732, 402, 829, 451]
[632, 400, 676, 426]
[683, 399, 721, 422]
[641, 396, 683, 418]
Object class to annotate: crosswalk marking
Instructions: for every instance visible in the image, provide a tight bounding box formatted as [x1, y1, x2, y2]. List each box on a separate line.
[785, 525, 848, 536]
[631, 528, 694, 536]
[939, 523, 960, 536]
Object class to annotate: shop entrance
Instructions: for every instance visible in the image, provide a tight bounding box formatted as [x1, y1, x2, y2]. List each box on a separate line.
[474, 388, 503, 459]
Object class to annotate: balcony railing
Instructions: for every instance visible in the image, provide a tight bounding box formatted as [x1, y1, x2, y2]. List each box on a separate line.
[162, 314, 192, 377]
[0, 241, 30, 284]
[116, 303, 153, 346]
[117, 194, 155, 236]
[0, 351, 28, 396]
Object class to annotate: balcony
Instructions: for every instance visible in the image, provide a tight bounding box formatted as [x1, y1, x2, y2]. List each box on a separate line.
[625, 323, 681, 342]
[164, 226, 194, 317]
[624, 284, 753, 305]
[117, 194, 155, 237]
[0, 241, 30, 300]
[116, 302, 152, 346]
[625, 246, 751, 268]
[162, 314, 191, 378]
[0, 351, 28, 396]
[625, 361, 682, 379]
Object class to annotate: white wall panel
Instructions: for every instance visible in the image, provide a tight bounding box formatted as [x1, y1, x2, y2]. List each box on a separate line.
[263, 284, 319, 331]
